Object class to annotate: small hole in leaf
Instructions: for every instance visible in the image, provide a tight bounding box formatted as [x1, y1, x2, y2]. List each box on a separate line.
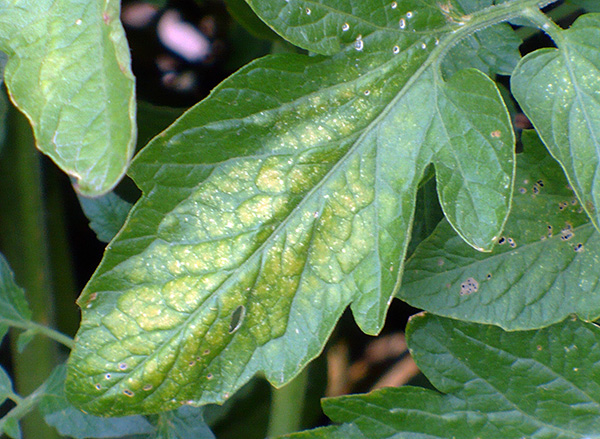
[203, 349, 210, 356]
[486, 274, 492, 280]
[498, 237, 506, 245]
[105, 374, 111, 380]
[229, 305, 246, 333]
[118, 363, 127, 370]
[143, 384, 153, 391]
[519, 187, 526, 194]
[123, 389, 134, 397]
[95, 384, 101, 390]
[574, 243, 584, 252]
[207, 373, 213, 380]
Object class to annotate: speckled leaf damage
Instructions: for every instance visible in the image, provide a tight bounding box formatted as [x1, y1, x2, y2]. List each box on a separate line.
[66, 0, 519, 415]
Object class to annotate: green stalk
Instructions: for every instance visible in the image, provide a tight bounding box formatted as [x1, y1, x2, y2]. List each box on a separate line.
[266, 367, 309, 438]
[0, 106, 61, 438]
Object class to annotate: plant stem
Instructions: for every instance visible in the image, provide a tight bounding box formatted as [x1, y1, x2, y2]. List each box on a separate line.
[4, 319, 74, 350]
[0, 378, 49, 435]
[266, 367, 309, 437]
[0, 105, 61, 439]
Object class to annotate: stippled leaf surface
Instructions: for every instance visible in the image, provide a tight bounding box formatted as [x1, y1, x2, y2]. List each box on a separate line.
[0, 0, 136, 196]
[39, 365, 154, 439]
[66, 0, 518, 415]
[284, 314, 600, 439]
[512, 13, 600, 232]
[398, 131, 600, 330]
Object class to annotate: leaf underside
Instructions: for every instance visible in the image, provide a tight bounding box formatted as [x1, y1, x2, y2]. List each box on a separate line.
[399, 130, 600, 330]
[0, 0, 136, 196]
[66, 0, 516, 415]
[284, 314, 600, 439]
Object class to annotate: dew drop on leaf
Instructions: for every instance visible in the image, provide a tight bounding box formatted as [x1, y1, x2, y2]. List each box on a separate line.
[399, 18, 406, 29]
[391, 1, 397, 8]
[354, 35, 364, 51]
[342, 23, 349, 31]
[393, 45, 400, 54]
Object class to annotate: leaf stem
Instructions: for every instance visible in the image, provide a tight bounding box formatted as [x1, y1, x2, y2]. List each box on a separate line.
[266, 367, 309, 437]
[3, 319, 75, 349]
[0, 378, 49, 434]
[519, 6, 566, 45]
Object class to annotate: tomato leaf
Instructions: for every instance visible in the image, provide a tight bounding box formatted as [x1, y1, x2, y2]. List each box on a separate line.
[512, 13, 600, 232]
[0, 0, 136, 196]
[66, 0, 517, 415]
[284, 314, 600, 439]
[399, 131, 600, 330]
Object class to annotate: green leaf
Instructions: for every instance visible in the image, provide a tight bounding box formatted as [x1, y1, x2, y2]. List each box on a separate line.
[567, 0, 600, 12]
[149, 407, 215, 439]
[39, 365, 154, 439]
[0, 0, 136, 196]
[2, 417, 21, 439]
[225, 0, 281, 41]
[0, 252, 32, 327]
[440, 0, 522, 77]
[285, 314, 600, 439]
[66, 1, 517, 415]
[16, 328, 36, 353]
[78, 192, 133, 243]
[398, 130, 600, 330]
[511, 13, 600, 232]
[0, 365, 14, 404]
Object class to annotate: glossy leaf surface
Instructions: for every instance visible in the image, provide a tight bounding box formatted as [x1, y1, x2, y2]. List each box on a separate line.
[285, 314, 600, 439]
[399, 131, 600, 330]
[66, 0, 518, 415]
[0, 0, 136, 195]
[512, 13, 600, 231]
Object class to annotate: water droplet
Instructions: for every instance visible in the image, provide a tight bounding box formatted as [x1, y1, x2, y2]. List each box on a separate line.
[519, 187, 526, 194]
[75, 19, 82, 25]
[406, 11, 413, 18]
[399, 18, 406, 29]
[486, 274, 492, 280]
[118, 363, 128, 370]
[574, 243, 584, 252]
[105, 373, 111, 380]
[229, 305, 246, 333]
[393, 45, 400, 54]
[364, 90, 370, 96]
[435, 38, 440, 45]
[207, 373, 213, 380]
[95, 384, 101, 390]
[421, 42, 427, 49]
[305, 8, 311, 15]
[391, 1, 397, 8]
[354, 35, 364, 51]
[342, 23, 350, 31]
